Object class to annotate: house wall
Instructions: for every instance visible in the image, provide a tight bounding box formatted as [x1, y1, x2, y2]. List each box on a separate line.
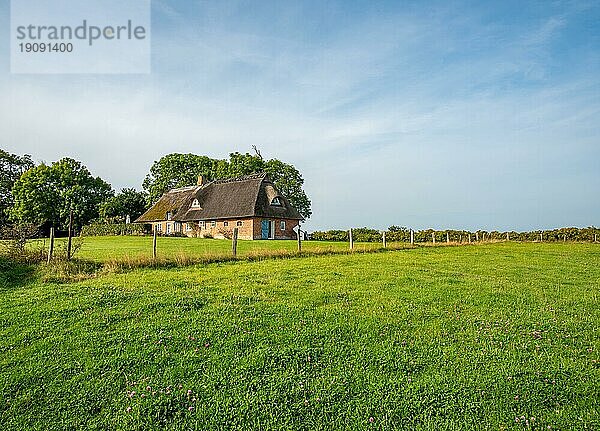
[151, 217, 300, 240]
[250, 217, 299, 240]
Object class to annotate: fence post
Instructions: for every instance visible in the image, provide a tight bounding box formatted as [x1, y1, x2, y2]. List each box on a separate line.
[349, 228, 353, 250]
[66, 209, 73, 261]
[232, 227, 238, 256]
[153, 227, 157, 259]
[382, 231, 386, 248]
[47, 227, 55, 263]
[446, 232, 450, 244]
[410, 229, 414, 245]
[297, 227, 302, 252]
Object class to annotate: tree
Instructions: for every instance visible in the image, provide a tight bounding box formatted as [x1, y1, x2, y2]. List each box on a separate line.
[264, 159, 311, 218]
[0, 149, 34, 226]
[142, 154, 216, 205]
[99, 188, 148, 222]
[142, 152, 312, 218]
[11, 158, 113, 231]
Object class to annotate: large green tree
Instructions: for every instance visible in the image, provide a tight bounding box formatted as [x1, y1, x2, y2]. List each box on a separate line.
[11, 158, 113, 230]
[142, 154, 216, 205]
[0, 149, 34, 226]
[143, 152, 312, 218]
[99, 188, 148, 222]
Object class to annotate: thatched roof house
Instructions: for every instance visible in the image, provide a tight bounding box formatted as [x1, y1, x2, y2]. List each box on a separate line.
[135, 173, 303, 240]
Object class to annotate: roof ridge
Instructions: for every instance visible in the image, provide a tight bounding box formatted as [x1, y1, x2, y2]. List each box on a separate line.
[212, 172, 266, 184]
[169, 185, 201, 192]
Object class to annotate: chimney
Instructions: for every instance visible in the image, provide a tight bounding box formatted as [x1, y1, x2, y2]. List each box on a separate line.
[197, 175, 205, 186]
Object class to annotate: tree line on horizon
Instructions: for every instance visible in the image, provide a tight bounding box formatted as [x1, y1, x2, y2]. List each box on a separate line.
[0, 148, 311, 236]
[311, 226, 600, 243]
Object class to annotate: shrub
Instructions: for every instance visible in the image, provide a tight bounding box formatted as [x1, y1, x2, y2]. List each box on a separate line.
[218, 227, 234, 239]
[81, 222, 149, 236]
[309, 226, 600, 243]
[0, 223, 45, 263]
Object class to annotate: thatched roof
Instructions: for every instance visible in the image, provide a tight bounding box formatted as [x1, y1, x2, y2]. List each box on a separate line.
[135, 173, 303, 222]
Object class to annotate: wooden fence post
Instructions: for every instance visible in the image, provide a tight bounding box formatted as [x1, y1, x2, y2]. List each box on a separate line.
[66, 209, 73, 261]
[47, 227, 55, 263]
[349, 228, 353, 250]
[382, 231, 386, 248]
[153, 227, 157, 259]
[410, 229, 414, 245]
[446, 232, 450, 244]
[297, 226, 302, 252]
[232, 227, 238, 256]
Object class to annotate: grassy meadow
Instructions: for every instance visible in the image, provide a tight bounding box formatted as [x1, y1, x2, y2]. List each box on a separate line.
[39, 235, 387, 263]
[1, 241, 599, 430]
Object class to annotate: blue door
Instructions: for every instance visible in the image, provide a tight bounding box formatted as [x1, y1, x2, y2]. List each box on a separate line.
[261, 219, 270, 239]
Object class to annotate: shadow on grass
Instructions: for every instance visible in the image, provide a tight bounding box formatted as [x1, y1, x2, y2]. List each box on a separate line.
[0, 256, 37, 290]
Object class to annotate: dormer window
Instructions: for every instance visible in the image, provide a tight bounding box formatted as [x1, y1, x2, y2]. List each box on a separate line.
[191, 198, 201, 208]
[271, 197, 282, 206]
[166, 211, 172, 220]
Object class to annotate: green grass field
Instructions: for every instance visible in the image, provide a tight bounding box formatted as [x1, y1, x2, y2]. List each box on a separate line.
[40, 235, 386, 263]
[1, 241, 599, 430]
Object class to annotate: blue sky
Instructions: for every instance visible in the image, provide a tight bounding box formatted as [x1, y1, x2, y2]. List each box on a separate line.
[1, 0, 599, 231]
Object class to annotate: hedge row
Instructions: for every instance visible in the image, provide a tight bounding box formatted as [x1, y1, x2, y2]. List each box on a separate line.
[81, 223, 149, 236]
[310, 226, 600, 243]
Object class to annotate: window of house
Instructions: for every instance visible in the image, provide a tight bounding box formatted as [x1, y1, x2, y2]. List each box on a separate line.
[280, 220, 286, 230]
[223, 221, 229, 227]
[156, 223, 162, 232]
[186, 223, 192, 231]
[166, 211, 172, 220]
[211, 221, 216, 228]
[191, 198, 201, 208]
[236, 221, 243, 227]
[271, 197, 282, 206]
[199, 221, 205, 229]
[166, 223, 171, 234]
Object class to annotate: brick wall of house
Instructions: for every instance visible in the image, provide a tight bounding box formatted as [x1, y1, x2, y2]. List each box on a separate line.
[152, 217, 300, 240]
[251, 217, 299, 240]
[152, 218, 255, 239]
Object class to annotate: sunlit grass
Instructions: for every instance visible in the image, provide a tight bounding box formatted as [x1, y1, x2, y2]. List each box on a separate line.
[1, 242, 599, 430]
[32, 235, 393, 263]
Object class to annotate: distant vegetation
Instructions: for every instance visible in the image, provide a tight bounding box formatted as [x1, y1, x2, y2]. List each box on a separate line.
[312, 226, 600, 242]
